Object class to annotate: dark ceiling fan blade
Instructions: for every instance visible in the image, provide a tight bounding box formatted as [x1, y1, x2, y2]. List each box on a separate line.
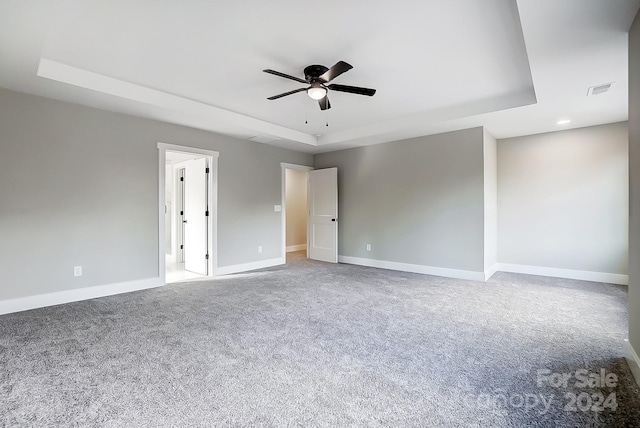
[263, 69, 308, 84]
[328, 83, 376, 96]
[318, 96, 331, 110]
[267, 87, 307, 100]
[318, 61, 353, 82]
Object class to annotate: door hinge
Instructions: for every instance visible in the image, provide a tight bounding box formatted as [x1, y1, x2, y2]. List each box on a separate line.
[180, 244, 183, 250]
[180, 210, 184, 216]
[180, 177, 184, 182]
[205, 210, 209, 217]
[205, 254, 209, 260]
[205, 167, 210, 174]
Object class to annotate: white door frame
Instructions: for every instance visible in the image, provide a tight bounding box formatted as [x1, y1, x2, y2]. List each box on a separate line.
[281, 163, 314, 261]
[158, 143, 219, 283]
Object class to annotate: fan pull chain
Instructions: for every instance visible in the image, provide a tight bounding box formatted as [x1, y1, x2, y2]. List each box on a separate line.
[305, 103, 308, 124]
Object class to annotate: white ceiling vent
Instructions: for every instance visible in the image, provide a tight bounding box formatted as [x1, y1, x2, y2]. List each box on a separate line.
[587, 82, 614, 96]
[248, 135, 279, 144]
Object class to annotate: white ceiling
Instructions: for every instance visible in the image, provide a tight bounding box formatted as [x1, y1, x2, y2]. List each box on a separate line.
[1, 0, 639, 153]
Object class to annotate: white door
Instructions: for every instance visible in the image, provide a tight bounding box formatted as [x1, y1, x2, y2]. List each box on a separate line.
[184, 158, 208, 275]
[176, 168, 185, 263]
[308, 167, 338, 263]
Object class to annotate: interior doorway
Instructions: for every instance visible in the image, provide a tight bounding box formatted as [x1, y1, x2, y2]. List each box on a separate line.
[159, 143, 218, 284]
[281, 163, 313, 262]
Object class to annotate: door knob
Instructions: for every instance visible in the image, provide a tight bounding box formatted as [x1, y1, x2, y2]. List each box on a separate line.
[332, 219, 336, 222]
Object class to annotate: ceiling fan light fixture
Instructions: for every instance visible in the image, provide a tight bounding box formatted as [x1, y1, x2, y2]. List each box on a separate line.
[307, 86, 327, 100]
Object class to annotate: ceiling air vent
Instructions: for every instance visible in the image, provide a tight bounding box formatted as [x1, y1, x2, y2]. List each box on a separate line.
[248, 135, 279, 144]
[587, 82, 614, 96]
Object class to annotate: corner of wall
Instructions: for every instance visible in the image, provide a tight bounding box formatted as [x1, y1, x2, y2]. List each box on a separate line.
[483, 128, 498, 272]
[625, 339, 640, 387]
[484, 264, 499, 281]
[628, 8, 640, 362]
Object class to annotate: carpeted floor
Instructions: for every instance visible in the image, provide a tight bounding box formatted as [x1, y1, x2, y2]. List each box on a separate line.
[1, 251, 639, 427]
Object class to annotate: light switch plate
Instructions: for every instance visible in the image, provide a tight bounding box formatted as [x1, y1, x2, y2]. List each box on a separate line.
[274, 205, 282, 212]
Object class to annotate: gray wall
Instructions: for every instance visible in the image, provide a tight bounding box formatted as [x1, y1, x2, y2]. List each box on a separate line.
[0, 88, 312, 301]
[285, 168, 307, 247]
[630, 11, 640, 356]
[314, 127, 486, 272]
[497, 123, 629, 274]
[483, 129, 498, 271]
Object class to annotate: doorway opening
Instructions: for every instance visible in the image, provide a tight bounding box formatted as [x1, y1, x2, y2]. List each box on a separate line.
[281, 163, 313, 263]
[158, 143, 218, 284]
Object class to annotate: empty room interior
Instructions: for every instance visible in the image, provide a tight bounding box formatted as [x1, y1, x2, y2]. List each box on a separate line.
[2, 0, 640, 426]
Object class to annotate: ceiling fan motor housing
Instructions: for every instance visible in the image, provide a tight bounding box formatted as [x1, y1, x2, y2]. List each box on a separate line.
[304, 65, 329, 83]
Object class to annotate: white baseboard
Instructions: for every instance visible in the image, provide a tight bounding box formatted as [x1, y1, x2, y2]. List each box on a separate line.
[338, 255, 486, 281]
[286, 244, 307, 253]
[496, 263, 628, 285]
[624, 339, 640, 387]
[336, 257, 628, 285]
[0, 277, 162, 316]
[216, 257, 285, 276]
[485, 264, 499, 281]
[1, 259, 627, 315]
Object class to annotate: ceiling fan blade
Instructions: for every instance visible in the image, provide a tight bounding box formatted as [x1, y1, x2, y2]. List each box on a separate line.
[328, 84, 376, 96]
[267, 87, 307, 100]
[263, 69, 308, 84]
[318, 96, 331, 110]
[318, 61, 353, 83]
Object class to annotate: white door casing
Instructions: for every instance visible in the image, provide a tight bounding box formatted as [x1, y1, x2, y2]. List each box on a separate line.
[308, 167, 338, 263]
[184, 158, 208, 275]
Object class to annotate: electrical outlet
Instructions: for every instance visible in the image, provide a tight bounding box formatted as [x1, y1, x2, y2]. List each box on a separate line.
[258, 246, 263, 253]
[366, 244, 371, 251]
[74, 266, 83, 277]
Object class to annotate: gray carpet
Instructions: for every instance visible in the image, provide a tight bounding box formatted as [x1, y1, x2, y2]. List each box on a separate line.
[1, 251, 639, 427]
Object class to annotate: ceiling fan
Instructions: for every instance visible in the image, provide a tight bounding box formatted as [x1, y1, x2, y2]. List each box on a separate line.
[263, 61, 376, 110]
